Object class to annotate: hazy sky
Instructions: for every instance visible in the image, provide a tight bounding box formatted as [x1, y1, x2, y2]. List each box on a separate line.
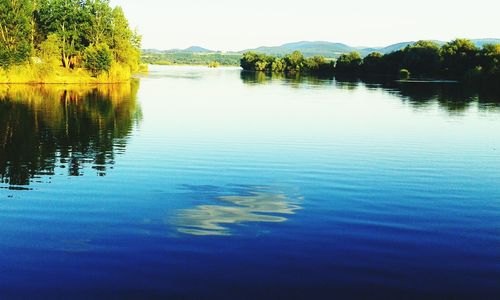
[110, 0, 500, 51]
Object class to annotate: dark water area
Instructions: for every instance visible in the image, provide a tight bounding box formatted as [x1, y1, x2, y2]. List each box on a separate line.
[0, 66, 499, 299]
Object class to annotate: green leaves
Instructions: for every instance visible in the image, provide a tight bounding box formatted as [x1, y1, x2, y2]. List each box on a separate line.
[0, 0, 33, 67]
[83, 43, 112, 76]
[335, 52, 362, 75]
[241, 50, 333, 75]
[441, 39, 479, 77]
[1, 0, 140, 74]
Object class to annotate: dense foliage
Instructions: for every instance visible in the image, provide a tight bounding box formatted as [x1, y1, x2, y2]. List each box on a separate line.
[241, 39, 500, 82]
[83, 43, 112, 76]
[240, 51, 334, 75]
[0, 0, 33, 67]
[0, 0, 141, 77]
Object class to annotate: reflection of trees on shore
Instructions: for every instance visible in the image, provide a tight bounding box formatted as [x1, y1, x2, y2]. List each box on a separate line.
[383, 82, 500, 113]
[0, 81, 141, 187]
[240, 71, 500, 113]
[240, 71, 334, 88]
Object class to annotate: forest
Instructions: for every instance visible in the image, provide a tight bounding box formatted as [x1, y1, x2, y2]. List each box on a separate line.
[0, 0, 142, 83]
[240, 39, 500, 82]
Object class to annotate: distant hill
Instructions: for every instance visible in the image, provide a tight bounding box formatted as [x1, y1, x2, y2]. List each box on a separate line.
[239, 39, 500, 58]
[240, 41, 414, 57]
[143, 39, 500, 63]
[243, 41, 355, 57]
[377, 42, 415, 54]
[142, 46, 216, 54]
[183, 46, 213, 53]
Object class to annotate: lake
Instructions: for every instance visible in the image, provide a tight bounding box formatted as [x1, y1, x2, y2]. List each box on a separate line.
[1, 66, 499, 299]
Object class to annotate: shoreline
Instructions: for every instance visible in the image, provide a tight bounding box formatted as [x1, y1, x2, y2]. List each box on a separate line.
[0, 80, 134, 85]
[0, 64, 147, 85]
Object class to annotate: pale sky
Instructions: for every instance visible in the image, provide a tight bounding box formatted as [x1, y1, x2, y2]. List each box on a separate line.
[110, 0, 500, 51]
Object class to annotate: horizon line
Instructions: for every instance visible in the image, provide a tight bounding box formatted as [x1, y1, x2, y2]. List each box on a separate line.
[142, 37, 500, 52]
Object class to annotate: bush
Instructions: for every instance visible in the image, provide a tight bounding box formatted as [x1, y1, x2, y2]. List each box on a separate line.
[38, 34, 61, 66]
[83, 44, 112, 77]
[208, 61, 220, 68]
[335, 52, 362, 75]
[399, 69, 410, 79]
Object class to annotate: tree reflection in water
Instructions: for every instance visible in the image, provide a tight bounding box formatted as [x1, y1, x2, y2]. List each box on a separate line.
[0, 81, 141, 187]
[241, 71, 500, 113]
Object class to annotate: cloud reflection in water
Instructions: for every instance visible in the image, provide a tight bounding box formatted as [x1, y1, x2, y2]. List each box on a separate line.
[176, 189, 301, 236]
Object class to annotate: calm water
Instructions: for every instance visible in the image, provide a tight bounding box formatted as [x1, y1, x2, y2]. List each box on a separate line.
[1, 66, 499, 299]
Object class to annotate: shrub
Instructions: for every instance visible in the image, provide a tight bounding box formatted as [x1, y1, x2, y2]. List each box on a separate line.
[208, 61, 220, 68]
[399, 69, 410, 79]
[83, 44, 113, 77]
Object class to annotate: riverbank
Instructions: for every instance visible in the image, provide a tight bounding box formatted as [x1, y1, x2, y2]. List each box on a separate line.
[0, 63, 148, 84]
[149, 61, 240, 67]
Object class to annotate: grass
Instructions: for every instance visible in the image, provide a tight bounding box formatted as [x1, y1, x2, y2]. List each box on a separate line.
[0, 62, 139, 84]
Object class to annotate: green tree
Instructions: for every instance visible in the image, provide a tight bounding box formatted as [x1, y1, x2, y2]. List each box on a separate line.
[38, 33, 61, 65]
[304, 56, 334, 75]
[37, 0, 90, 68]
[283, 51, 304, 73]
[399, 68, 410, 79]
[110, 7, 134, 65]
[335, 52, 362, 75]
[83, 43, 112, 76]
[85, 0, 113, 46]
[271, 58, 285, 72]
[240, 52, 259, 71]
[0, 0, 33, 67]
[361, 52, 383, 74]
[402, 40, 441, 77]
[240, 52, 273, 72]
[255, 60, 268, 71]
[441, 39, 479, 78]
[479, 43, 500, 79]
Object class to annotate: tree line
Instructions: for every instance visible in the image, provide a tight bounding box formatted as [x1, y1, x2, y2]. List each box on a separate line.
[142, 52, 241, 66]
[240, 51, 334, 75]
[0, 0, 141, 77]
[241, 39, 500, 82]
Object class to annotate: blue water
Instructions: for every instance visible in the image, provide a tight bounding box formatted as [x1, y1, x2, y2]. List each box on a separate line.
[0, 66, 499, 299]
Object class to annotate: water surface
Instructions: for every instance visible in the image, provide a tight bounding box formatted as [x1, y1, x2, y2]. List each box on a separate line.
[1, 66, 499, 299]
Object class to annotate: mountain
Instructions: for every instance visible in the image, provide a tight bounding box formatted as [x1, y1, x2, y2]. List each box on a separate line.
[243, 41, 354, 57]
[241, 41, 414, 57]
[142, 46, 215, 54]
[240, 41, 415, 57]
[183, 46, 213, 53]
[377, 42, 415, 54]
[146, 39, 500, 58]
[240, 39, 500, 58]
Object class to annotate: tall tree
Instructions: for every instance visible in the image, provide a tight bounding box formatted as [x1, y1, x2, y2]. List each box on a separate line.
[402, 40, 441, 77]
[441, 39, 478, 78]
[283, 51, 305, 73]
[0, 0, 33, 67]
[109, 6, 140, 70]
[85, 0, 112, 46]
[37, 0, 89, 68]
[480, 44, 500, 79]
[335, 52, 362, 75]
[361, 52, 383, 74]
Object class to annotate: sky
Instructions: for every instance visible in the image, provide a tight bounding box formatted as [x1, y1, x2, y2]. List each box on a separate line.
[110, 0, 500, 51]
